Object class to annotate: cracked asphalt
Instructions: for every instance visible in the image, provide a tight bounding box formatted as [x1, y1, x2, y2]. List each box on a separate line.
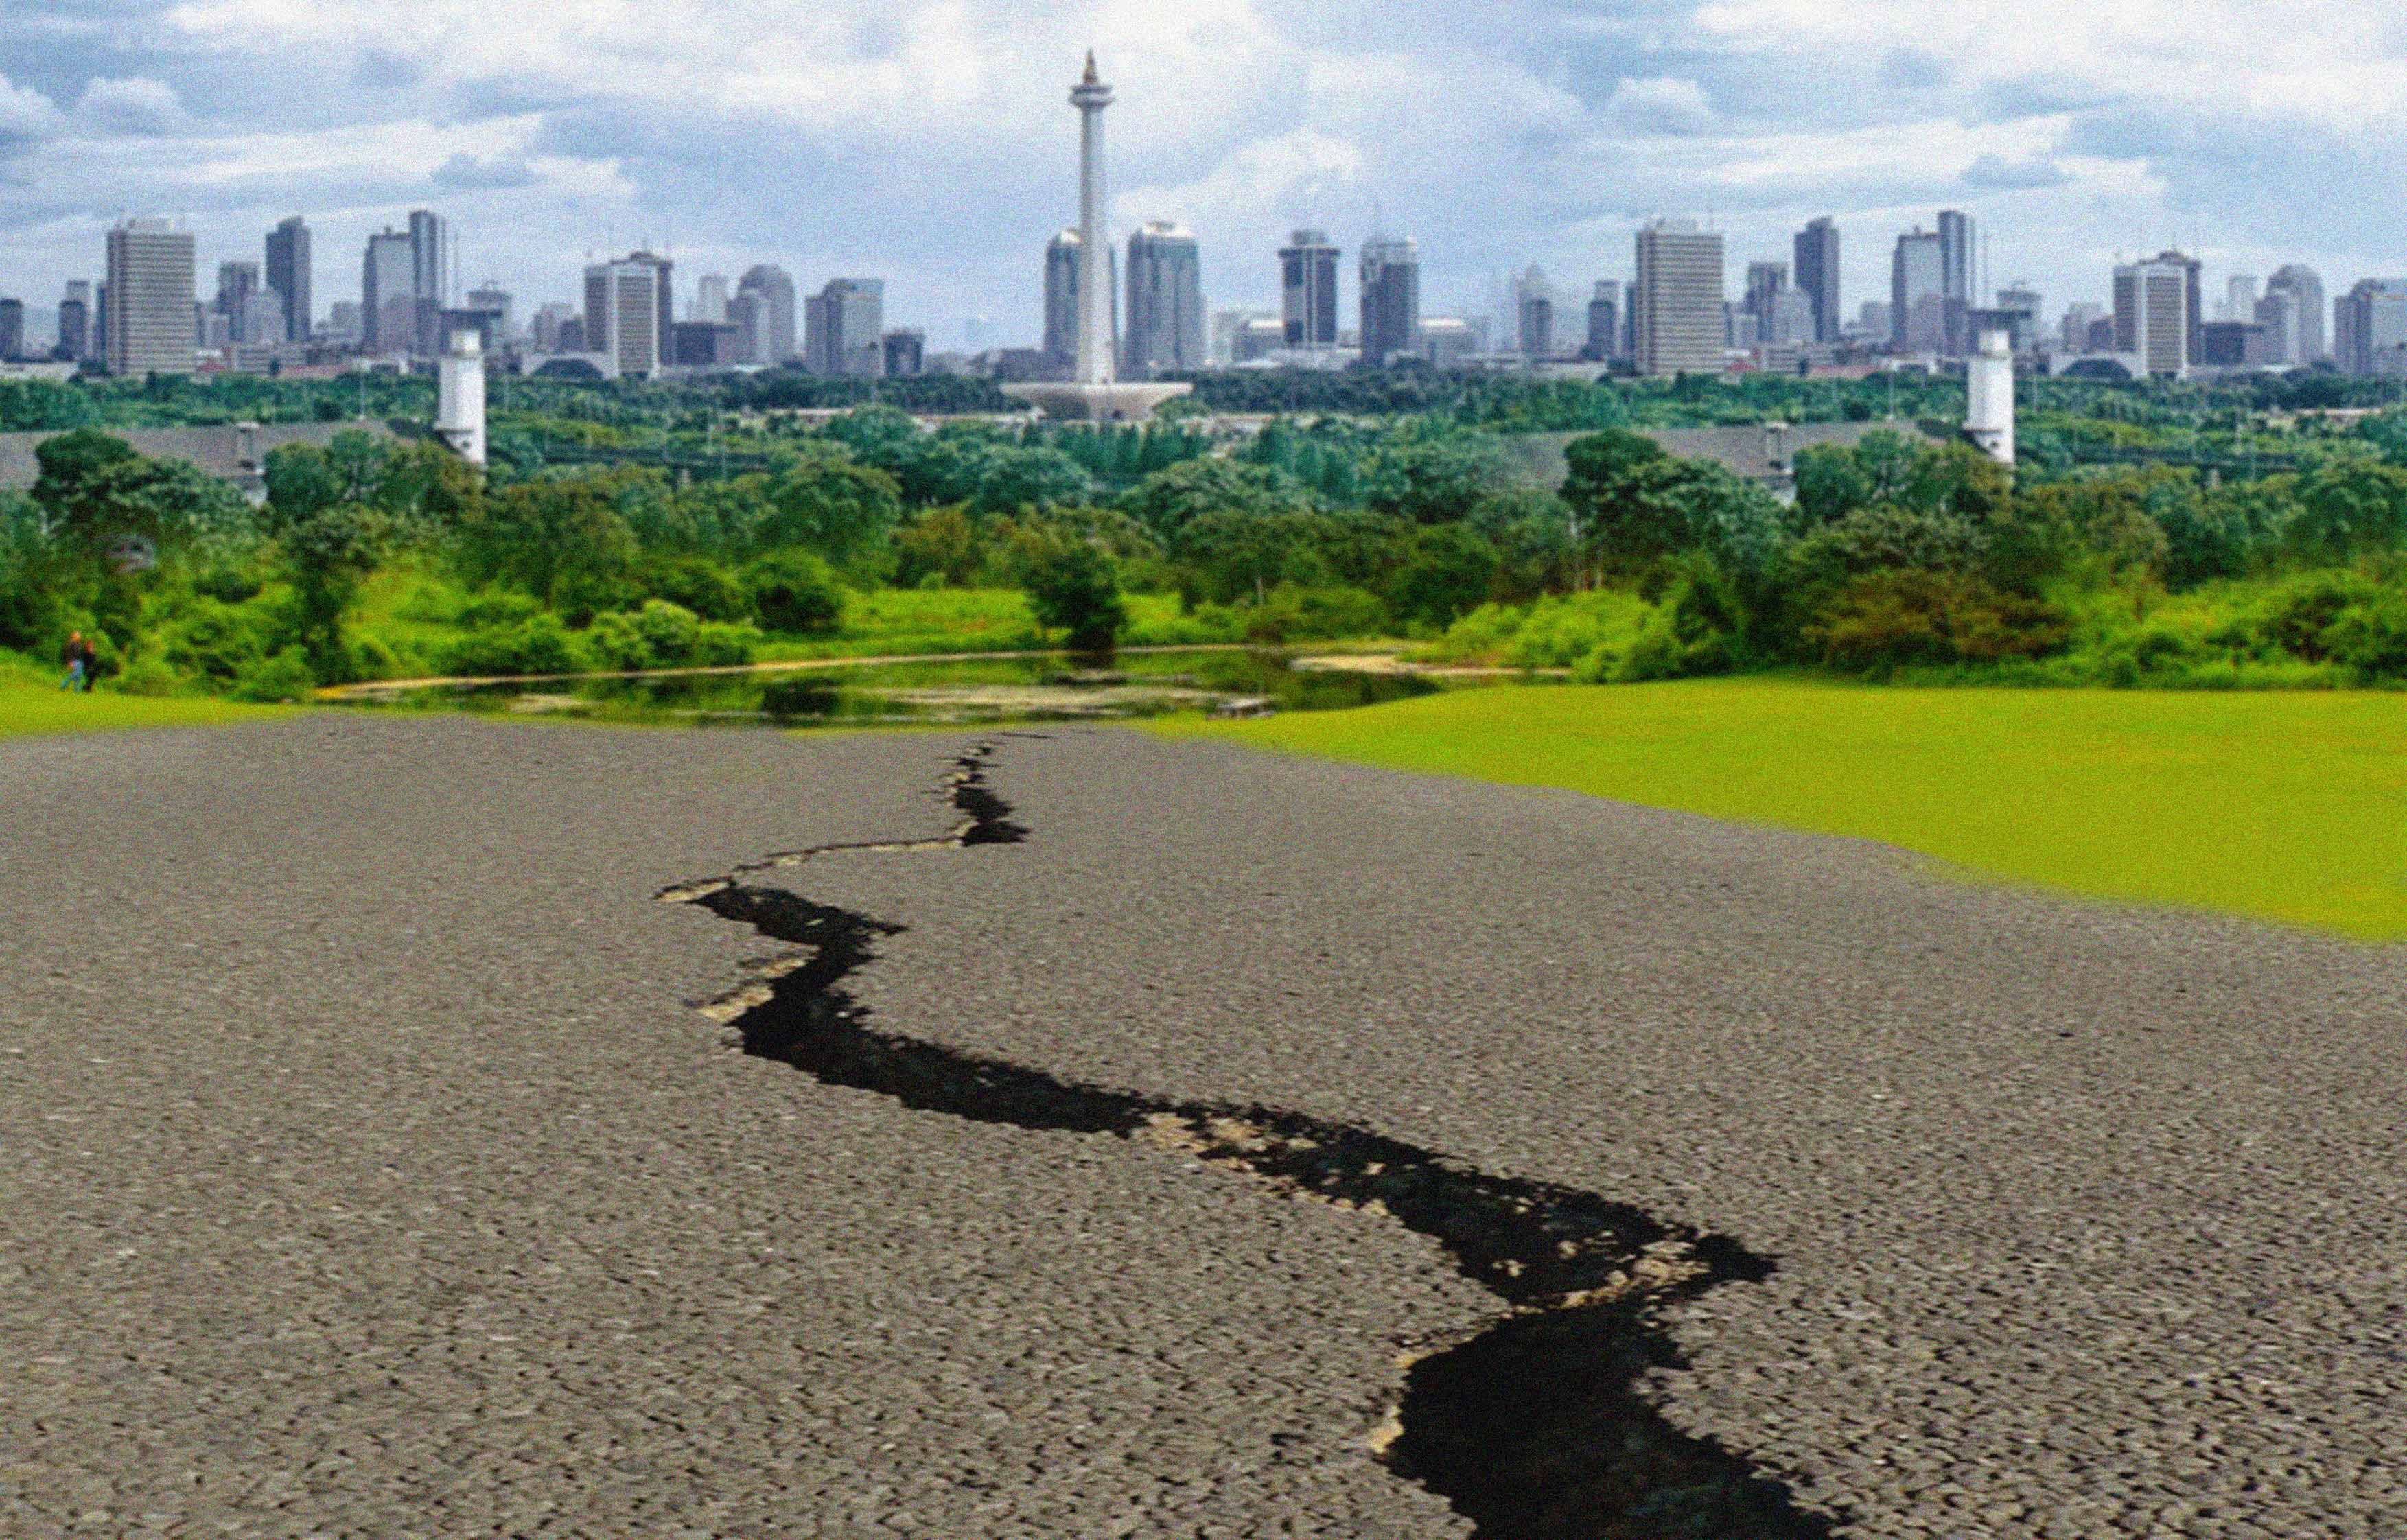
[5, 714, 2406, 1537]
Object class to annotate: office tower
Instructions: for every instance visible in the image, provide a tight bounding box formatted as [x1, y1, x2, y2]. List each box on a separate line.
[1993, 283, 2042, 353]
[0, 300, 22, 360]
[882, 329, 925, 377]
[1632, 218, 1724, 377]
[104, 218, 196, 376]
[240, 290, 285, 347]
[1358, 235, 1421, 366]
[1766, 290, 1815, 345]
[2333, 279, 2407, 376]
[627, 251, 673, 360]
[736, 265, 798, 364]
[2113, 255, 2192, 377]
[1044, 229, 1082, 364]
[1279, 229, 1340, 349]
[805, 277, 885, 377]
[466, 285, 511, 342]
[725, 290, 767, 364]
[529, 301, 574, 353]
[1857, 299, 1890, 338]
[2139, 250, 2203, 366]
[1419, 316, 1476, 367]
[2060, 303, 2103, 353]
[693, 274, 730, 324]
[216, 261, 259, 324]
[1741, 261, 1787, 343]
[2224, 275, 2259, 323]
[266, 215, 311, 341]
[1794, 217, 1841, 343]
[2266, 265, 2326, 361]
[326, 301, 362, 345]
[361, 229, 414, 353]
[2254, 289, 2300, 365]
[1936, 209, 1975, 353]
[583, 257, 664, 379]
[1890, 229, 1945, 353]
[58, 282, 90, 361]
[1124, 220, 1203, 377]
[1513, 265, 1556, 357]
[406, 210, 450, 354]
[1585, 281, 1620, 361]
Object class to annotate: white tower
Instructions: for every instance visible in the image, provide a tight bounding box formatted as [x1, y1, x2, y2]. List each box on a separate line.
[1003, 53, 1189, 422]
[1964, 327, 2014, 467]
[1071, 51, 1115, 387]
[437, 328, 487, 467]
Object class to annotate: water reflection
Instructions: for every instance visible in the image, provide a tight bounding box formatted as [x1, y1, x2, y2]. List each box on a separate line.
[337, 648, 1443, 728]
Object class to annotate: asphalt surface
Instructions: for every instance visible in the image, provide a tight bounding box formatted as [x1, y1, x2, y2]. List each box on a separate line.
[5, 714, 2406, 1537]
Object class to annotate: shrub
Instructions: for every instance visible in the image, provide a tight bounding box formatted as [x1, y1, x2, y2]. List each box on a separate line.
[231, 646, 318, 703]
[1806, 571, 2070, 673]
[745, 551, 844, 635]
[442, 613, 580, 677]
[692, 621, 763, 668]
[637, 555, 754, 622]
[1239, 585, 1389, 644]
[2320, 590, 2407, 677]
[2255, 573, 2379, 662]
[585, 600, 702, 671]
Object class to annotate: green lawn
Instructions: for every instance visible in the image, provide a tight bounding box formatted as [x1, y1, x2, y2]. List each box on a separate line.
[1159, 678, 2407, 942]
[0, 683, 292, 740]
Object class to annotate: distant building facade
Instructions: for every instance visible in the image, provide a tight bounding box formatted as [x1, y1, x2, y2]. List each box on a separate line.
[1358, 235, 1420, 366]
[1633, 219, 1724, 377]
[737, 265, 798, 365]
[2114, 255, 2193, 378]
[1794, 216, 1841, 343]
[805, 277, 885, 377]
[1279, 228, 1340, 349]
[265, 216, 310, 342]
[106, 218, 196, 377]
[1891, 229, 1945, 354]
[1124, 220, 1203, 377]
[2334, 279, 2407, 377]
[584, 257, 664, 379]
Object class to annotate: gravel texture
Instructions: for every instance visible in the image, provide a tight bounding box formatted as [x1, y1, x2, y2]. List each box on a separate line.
[5, 714, 2406, 1538]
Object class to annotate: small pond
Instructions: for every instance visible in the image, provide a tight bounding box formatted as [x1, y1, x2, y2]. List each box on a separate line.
[332, 648, 1447, 728]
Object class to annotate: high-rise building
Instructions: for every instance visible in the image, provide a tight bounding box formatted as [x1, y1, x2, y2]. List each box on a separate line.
[583, 257, 664, 379]
[693, 274, 729, 325]
[407, 210, 450, 355]
[882, 329, 925, 378]
[725, 290, 768, 364]
[1990, 284, 2042, 353]
[736, 265, 798, 364]
[1936, 209, 1975, 353]
[805, 277, 885, 377]
[2253, 289, 2300, 365]
[2333, 279, 2407, 377]
[0, 301, 23, 361]
[1515, 266, 1557, 358]
[58, 281, 91, 362]
[1358, 235, 1421, 366]
[1585, 280, 1620, 362]
[105, 218, 196, 377]
[1632, 219, 1724, 377]
[627, 250, 673, 362]
[2113, 255, 2192, 377]
[1124, 220, 1203, 377]
[1279, 229, 1340, 349]
[2135, 249, 2204, 367]
[2224, 275, 2259, 323]
[1044, 229, 1083, 364]
[1794, 217, 1841, 344]
[2266, 265, 2326, 362]
[216, 261, 259, 323]
[266, 215, 311, 342]
[466, 285, 511, 343]
[1741, 261, 1788, 344]
[361, 229, 415, 354]
[1890, 229, 1945, 354]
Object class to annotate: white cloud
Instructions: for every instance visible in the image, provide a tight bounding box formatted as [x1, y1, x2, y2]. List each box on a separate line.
[1602, 77, 1716, 135]
[74, 77, 190, 137]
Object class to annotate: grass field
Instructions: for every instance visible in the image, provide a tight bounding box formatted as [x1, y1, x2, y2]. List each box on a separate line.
[1159, 678, 2407, 942]
[0, 683, 292, 740]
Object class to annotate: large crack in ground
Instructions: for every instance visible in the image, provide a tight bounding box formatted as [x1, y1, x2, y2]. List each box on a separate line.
[658, 741, 1838, 1539]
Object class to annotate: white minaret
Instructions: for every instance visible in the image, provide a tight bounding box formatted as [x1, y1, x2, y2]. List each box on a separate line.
[1964, 327, 2014, 467]
[436, 327, 487, 467]
[1071, 51, 1115, 387]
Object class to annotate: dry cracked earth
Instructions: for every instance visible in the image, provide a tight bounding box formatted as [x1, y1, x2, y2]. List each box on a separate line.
[4, 714, 2406, 1539]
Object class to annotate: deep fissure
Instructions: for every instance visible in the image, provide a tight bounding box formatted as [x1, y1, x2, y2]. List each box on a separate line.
[660, 742, 1837, 1538]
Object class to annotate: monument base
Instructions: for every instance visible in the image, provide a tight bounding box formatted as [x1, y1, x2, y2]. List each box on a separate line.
[1002, 380, 1194, 423]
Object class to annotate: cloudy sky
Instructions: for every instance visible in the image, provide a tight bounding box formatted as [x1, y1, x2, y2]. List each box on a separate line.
[3, 0, 2403, 349]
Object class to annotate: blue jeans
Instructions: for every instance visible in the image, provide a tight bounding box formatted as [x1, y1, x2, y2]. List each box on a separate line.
[60, 660, 85, 691]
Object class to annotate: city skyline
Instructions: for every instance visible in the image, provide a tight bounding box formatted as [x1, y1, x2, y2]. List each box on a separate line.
[3, 4, 2405, 351]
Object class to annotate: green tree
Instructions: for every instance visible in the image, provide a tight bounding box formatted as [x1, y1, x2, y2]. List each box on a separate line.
[1384, 524, 1500, 627]
[1121, 457, 1316, 539]
[1015, 535, 1126, 651]
[758, 450, 905, 563]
